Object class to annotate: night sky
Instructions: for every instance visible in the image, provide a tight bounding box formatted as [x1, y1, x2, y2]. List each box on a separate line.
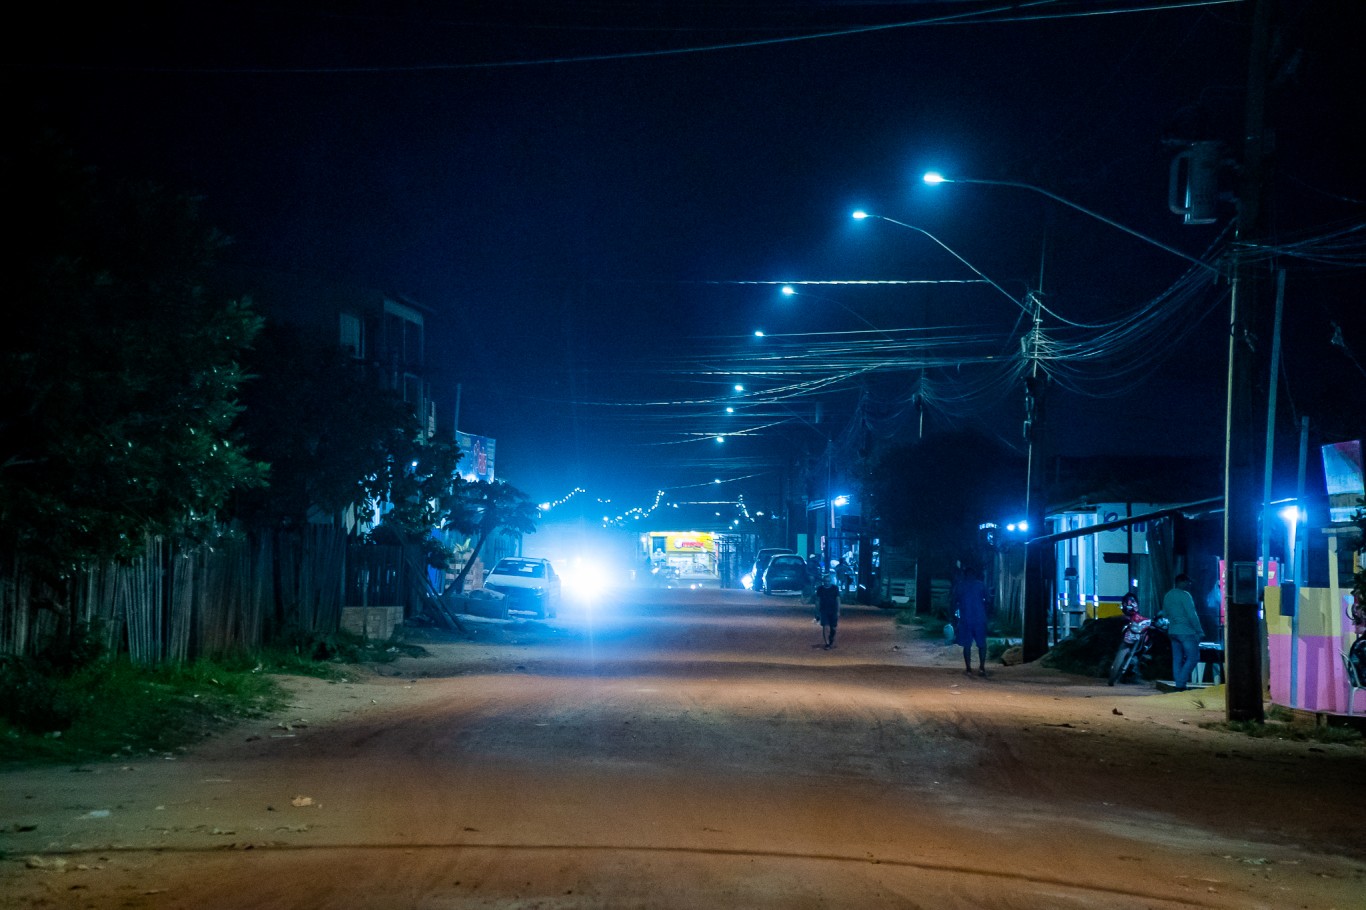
[11, 1, 1365, 520]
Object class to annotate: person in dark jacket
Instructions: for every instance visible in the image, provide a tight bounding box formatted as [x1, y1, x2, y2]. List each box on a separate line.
[815, 573, 841, 649]
[953, 565, 989, 677]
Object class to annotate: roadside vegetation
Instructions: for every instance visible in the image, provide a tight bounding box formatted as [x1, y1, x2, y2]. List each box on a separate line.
[0, 140, 545, 767]
[894, 609, 1016, 661]
[1040, 617, 1143, 678]
[0, 624, 426, 765]
[1203, 704, 1363, 747]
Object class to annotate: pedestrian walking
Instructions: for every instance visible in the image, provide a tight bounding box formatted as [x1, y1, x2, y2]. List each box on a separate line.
[815, 573, 841, 649]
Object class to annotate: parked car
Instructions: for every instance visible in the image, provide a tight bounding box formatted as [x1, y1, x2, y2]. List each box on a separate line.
[746, 547, 795, 592]
[483, 557, 561, 618]
[761, 553, 809, 595]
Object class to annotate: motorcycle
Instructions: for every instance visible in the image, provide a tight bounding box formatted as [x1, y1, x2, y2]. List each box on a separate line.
[648, 564, 681, 588]
[1108, 595, 1169, 686]
[1348, 602, 1366, 684]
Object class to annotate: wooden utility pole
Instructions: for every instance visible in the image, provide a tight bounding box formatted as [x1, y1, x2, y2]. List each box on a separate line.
[1223, 0, 1273, 723]
[1021, 287, 1050, 663]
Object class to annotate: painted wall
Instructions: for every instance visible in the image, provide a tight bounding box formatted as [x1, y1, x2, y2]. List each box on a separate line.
[1266, 584, 1362, 713]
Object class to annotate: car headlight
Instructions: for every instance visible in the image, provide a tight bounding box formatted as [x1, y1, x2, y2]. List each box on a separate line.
[562, 559, 608, 599]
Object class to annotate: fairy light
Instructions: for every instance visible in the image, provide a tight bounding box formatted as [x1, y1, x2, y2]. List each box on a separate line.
[537, 487, 588, 513]
[545, 484, 758, 530]
[599, 489, 671, 526]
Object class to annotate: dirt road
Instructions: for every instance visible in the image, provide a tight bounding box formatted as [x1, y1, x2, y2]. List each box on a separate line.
[3, 588, 1363, 908]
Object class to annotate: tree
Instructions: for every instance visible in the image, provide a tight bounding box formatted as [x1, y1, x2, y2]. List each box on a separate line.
[234, 321, 467, 627]
[868, 429, 1026, 600]
[444, 480, 541, 593]
[235, 323, 455, 531]
[370, 426, 464, 573]
[1, 136, 265, 594]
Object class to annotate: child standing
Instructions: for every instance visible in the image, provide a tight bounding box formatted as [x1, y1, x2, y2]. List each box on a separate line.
[815, 573, 841, 649]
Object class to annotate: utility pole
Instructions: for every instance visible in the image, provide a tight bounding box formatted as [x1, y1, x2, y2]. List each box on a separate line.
[1224, 0, 1273, 723]
[1022, 263, 1050, 661]
[1021, 237, 1050, 661]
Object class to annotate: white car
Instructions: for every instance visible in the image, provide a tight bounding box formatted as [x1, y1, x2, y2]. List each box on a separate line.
[483, 557, 561, 619]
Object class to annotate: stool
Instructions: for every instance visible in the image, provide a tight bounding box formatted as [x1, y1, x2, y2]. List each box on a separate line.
[1192, 642, 1224, 686]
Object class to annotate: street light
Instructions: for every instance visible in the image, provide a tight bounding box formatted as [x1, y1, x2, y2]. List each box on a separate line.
[921, 173, 1220, 276]
[855, 206, 1046, 628]
[779, 282, 896, 338]
[924, 169, 1262, 723]
[917, 172, 1176, 661]
[850, 210, 1036, 442]
[851, 211, 1028, 313]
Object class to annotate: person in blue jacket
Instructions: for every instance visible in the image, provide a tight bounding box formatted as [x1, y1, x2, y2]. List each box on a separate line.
[953, 565, 989, 677]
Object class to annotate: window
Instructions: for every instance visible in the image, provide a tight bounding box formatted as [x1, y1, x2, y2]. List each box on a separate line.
[339, 312, 363, 358]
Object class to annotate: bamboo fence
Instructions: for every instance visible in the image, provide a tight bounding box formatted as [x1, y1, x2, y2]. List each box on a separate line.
[0, 527, 410, 664]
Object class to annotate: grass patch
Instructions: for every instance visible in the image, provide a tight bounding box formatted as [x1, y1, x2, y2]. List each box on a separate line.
[0, 626, 430, 766]
[897, 611, 955, 640]
[0, 656, 287, 764]
[1202, 712, 1364, 747]
[243, 626, 429, 680]
[986, 638, 1016, 661]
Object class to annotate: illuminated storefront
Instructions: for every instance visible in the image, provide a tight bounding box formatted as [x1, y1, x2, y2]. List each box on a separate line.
[642, 531, 718, 582]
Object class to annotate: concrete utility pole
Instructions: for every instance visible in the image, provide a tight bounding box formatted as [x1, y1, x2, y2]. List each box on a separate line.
[1223, 0, 1273, 723]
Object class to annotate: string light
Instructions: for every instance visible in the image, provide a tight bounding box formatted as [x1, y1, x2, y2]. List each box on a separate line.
[536, 487, 588, 513]
[538, 482, 760, 529]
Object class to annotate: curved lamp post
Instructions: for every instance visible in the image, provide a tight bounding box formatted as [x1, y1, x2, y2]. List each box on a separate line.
[779, 283, 898, 340]
[922, 173, 1221, 276]
[851, 210, 1030, 315]
[923, 169, 1263, 723]
[854, 208, 1048, 643]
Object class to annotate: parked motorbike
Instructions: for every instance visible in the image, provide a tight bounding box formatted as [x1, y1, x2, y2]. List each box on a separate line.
[1348, 602, 1366, 682]
[649, 564, 681, 588]
[1108, 595, 1169, 686]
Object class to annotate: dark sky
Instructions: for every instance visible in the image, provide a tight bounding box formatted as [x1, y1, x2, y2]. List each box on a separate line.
[10, 1, 1365, 519]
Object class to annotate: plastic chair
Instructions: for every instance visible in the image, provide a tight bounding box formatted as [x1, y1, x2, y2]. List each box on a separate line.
[1343, 649, 1366, 716]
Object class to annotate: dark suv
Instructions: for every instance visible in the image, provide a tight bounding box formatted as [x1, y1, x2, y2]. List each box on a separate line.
[761, 554, 809, 595]
[747, 548, 794, 592]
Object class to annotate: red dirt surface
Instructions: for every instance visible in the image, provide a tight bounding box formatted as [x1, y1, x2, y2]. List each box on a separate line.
[3, 588, 1363, 908]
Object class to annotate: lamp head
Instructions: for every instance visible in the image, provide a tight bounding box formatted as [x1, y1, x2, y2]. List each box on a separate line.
[851, 210, 869, 220]
[922, 172, 947, 185]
